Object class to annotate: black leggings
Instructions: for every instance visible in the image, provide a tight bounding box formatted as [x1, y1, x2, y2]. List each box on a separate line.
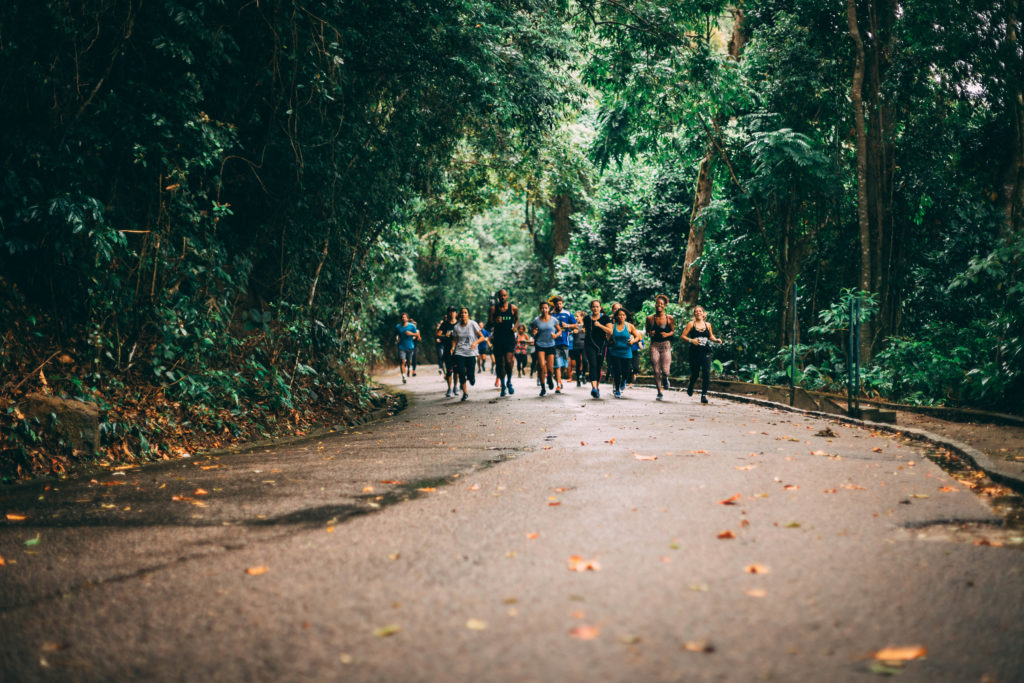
[515, 353, 528, 373]
[609, 356, 631, 391]
[688, 350, 711, 396]
[456, 356, 477, 387]
[584, 345, 605, 383]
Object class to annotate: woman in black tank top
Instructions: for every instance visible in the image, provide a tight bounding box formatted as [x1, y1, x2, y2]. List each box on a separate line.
[681, 305, 721, 404]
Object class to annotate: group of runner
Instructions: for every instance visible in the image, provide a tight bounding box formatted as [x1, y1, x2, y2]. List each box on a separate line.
[398, 290, 722, 403]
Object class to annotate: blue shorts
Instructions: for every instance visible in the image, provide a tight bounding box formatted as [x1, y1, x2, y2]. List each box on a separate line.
[553, 345, 570, 369]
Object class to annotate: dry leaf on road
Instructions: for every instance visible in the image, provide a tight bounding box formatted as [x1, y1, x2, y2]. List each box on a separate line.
[717, 530, 736, 539]
[569, 625, 600, 640]
[745, 564, 771, 574]
[718, 494, 741, 505]
[872, 645, 927, 661]
[567, 555, 601, 572]
[245, 566, 268, 576]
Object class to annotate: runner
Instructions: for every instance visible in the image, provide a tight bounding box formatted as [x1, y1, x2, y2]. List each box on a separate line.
[583, 300, 612, 398]
[681, 305, 722, 404]
[488, 289, 519, 397]
[645, 294, 675, 400]
[453, 307, 485, 402]
[530, 301, 559, 397]
[408, 316, 420, 377]
[435, 307, 460, 397]
[514, 324, 531, 378]
[570, 310, 586, 387]
[394, 313, 419, 384]
[608, 307, 642, 399]
[478, 327, 491, 374]
[550, 295, 577, 394]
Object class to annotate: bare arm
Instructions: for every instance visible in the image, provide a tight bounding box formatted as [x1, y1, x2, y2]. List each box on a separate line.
[707, 324, 722, 344]
[681, 321, 698, 345]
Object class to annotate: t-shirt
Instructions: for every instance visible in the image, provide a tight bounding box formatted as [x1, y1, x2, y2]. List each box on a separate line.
[437, 320, 457, 356]
[552, 309, 575, 346]
[572, 327, 585, 350]
[479, 328, 491, 353]
[584, 314, 611, 352]
[453, 320, 482, 357]
[396, 323, 418, 350]
[531, 316, 558, 349]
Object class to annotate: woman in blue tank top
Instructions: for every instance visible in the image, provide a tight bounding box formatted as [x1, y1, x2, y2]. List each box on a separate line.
[607, 307, 642, 398]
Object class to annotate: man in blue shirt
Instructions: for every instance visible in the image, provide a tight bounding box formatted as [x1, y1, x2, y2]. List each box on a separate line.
[550, 295, 578, 393]
[394, 312, 420, 383]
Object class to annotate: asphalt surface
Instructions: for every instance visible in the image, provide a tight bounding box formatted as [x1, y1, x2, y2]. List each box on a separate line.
[1, 369, 1022, 682]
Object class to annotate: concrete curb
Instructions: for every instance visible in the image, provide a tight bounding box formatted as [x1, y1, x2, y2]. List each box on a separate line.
[707, 390, 1024, 495]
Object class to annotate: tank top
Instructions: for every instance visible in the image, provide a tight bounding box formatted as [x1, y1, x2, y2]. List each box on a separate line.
[609, 323, 632, 359]
[492, 304, 517, 345]
[649, 316, 672, 343]
[690, 322, 711, 352]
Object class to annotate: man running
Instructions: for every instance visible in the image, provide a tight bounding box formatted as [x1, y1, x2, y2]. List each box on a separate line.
[394, 312, 419, 383]
[488, 289, 519, 397]
[550, 295, 577, 394]
[436, 306, 460, 397]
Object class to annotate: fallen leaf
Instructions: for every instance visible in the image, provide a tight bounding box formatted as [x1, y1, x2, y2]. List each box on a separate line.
[620, 634, 641, 644]
[785, 521, 801, 528]
[744, 564, 771, 574]
[380, 480, 406, 485]
[783, 484, 799, 491]
[939, 486, 957, 493]
[606, 438, 615, 445]
[567, 555, 601, 572]
[245, 566, 268, 575]
[740, 519, 750, 527]
[570, 610, 586, 619]
[689, 584, 709, 592]
[569, 625, 600, 640]
[0, 555, 5, 566]
[5, 513, 27, 521]
[194, 488, 208, 496]
[373, 625, 400, 637]
[744, 589, 767, 598]
[717, 530, 736, 539]
[683, 639, 714, 653]
[690, 450, 708, 454]
[634, 454, 657, 461]
[553, 487, 569, 493]
[24, 534, 40, 547]
[417, 487, 436, 493]
[910, 493, 929, 499]
[823, 488, 837, 494]
[362, 486, 375, 493]
[974, 538, 1004, 547]
[872, 447, 883, 453]
[718, 494, 741, 505]
[526, 532, 539, 540]
[326, 526, 335, 533]
[810, 450, 827, 456]
[548, 501, 562, 507]
[841, 484, 867, 491]
[872, 645, 927, 662]
[735, 465, 756, 471]
[466, 619, 488, 631]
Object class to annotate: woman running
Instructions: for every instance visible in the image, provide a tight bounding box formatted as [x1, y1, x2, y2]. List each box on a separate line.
[530, 301, 559, 397]
[515, 325, 531, 378]
[645, 294, 675, 400]
[608, 307, 642, 399]
[453, 307, 485, 401]
[681, 305, 722, 404]
[582, 300, 612, 398]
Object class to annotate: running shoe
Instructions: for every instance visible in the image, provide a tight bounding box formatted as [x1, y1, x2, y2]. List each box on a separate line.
[701, 395, 709, 404]
[412, 371, 417, 377]
[595, 388, 600, 399]
[500, 386, 506, 397]
[540, 386, 547, 397]
[402, 375, 407, 384]
[614, 389, 622, 398]
[453, 387, 460, 396]
[445, 389, 452, 398]
[557, 382, 563, 392]
[590, 388, 598, 398]
[663, 378, 671, 389]
[656, 392, 664, 401]
[547, 376, 555, 390]
[507, 383, 514, 395]
[462, 392, 469, 402]
[687, 384, 694, 397]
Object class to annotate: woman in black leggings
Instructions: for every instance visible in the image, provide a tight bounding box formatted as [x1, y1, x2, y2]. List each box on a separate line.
[681, 305, 722, 404]
[582, 300, 613, 399]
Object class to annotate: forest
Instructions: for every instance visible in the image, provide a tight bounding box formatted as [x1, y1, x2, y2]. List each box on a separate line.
[1, 0, 1022, 480]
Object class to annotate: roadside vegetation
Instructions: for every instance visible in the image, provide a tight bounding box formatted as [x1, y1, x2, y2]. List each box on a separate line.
[2, 0, 1022, 480]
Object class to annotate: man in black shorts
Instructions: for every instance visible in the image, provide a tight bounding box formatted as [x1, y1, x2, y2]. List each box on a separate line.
[488, 289, 519, 397]
[436, 306, 460, 397]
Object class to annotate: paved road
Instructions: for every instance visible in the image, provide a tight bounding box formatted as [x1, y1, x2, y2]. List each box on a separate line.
[1, 370, 1022, 682]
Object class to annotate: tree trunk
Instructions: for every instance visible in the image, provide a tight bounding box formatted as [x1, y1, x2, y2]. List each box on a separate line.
[1003, 0, 1024, 237]
[846, 0, 872, 364]
[550, 194, 573, 255]
[677, 7, 746, 307]
[679, 149, 713, 306]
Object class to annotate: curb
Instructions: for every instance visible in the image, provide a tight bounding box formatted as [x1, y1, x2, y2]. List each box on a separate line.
[707, 389, 1024, 496]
